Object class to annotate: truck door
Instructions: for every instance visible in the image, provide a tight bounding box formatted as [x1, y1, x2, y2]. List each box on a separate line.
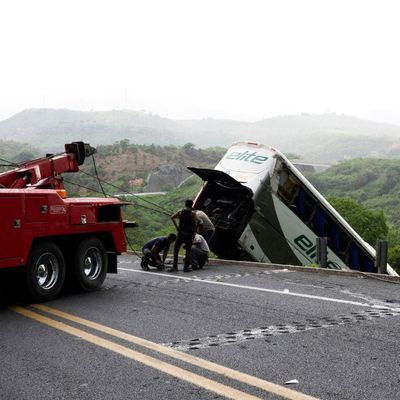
[0, 195, 23, 261]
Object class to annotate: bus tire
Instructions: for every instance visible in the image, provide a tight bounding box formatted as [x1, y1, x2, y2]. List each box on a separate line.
[73, 236, 108, 292]
[26, 241, 66, 301]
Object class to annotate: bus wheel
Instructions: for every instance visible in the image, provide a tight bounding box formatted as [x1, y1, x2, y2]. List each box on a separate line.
[26, 242, 66, 301]
[73, 237, 108, 292]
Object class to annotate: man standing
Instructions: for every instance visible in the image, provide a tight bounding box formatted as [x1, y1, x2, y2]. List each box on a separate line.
[141, 233, 176, 271]
[169, 199, 197, 272]
[190, 233, 210, 270]
[195, 210, 215, 245]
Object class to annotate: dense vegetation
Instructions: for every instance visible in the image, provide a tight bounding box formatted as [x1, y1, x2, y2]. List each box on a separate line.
[310, 159, 400, 225]
[0, 140, 39, 166]
[327, 197, 388, 245]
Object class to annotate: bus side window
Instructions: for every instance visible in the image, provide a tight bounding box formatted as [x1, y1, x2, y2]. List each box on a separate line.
[278, 170, 299, 206]
[313, 207, 326, 237]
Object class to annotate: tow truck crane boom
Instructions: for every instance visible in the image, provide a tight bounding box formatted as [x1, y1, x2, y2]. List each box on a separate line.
[0, 141, 95, 189]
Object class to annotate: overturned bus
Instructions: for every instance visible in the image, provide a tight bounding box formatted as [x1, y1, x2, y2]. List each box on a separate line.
[189, 141, 397, 275]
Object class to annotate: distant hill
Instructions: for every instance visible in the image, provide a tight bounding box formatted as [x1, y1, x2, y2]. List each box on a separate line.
[0, 139, 39, 165]
[2, 108, 400, 162]
[0, 109, 184, 149]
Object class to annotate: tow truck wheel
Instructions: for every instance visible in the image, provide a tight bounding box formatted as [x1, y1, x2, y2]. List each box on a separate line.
[73, 237, 108, 292]
[26, 242, 66, 301]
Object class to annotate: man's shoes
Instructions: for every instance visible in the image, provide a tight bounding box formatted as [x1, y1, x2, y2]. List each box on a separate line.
[183, 267, 192, 272]
[140, 258, 150, 271]
[167, 267, 178, 272]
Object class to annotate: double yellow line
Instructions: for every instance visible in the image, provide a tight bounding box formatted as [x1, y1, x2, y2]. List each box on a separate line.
[11, 305, 318, 400]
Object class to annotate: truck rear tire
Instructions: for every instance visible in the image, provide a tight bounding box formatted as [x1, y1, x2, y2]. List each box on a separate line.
[26, 242, 66, 301]
[73, 236, 108, 292]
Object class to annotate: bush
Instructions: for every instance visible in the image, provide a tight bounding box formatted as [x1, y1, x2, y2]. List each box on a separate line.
[388, 245, 400, 274]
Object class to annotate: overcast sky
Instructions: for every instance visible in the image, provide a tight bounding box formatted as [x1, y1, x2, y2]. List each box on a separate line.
[1, 0, 399, 122]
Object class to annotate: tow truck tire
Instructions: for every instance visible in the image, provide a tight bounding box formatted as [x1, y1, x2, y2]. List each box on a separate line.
[26, 242, 66, 302]
[73, 237, 108, 292]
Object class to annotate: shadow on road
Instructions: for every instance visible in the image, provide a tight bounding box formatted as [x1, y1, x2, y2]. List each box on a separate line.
[0, 268, 29, 307]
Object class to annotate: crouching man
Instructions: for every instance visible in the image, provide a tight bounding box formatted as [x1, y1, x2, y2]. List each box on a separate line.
[141, 233, 176, 271]
[190, 233, 210, 270]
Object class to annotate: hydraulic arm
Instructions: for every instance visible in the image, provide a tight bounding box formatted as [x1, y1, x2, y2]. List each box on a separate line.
[0, 141, 95, 190]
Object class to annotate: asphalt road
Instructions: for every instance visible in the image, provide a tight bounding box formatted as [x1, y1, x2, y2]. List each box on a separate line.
[1, 254, 400, 400]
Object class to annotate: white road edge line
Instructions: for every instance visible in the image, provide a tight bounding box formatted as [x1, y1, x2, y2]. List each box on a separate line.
[118, 267, 384, 308]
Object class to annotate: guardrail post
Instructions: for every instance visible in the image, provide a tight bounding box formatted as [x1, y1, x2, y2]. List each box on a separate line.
[375, 240, 388, 274]
[316, 237, 328, 268]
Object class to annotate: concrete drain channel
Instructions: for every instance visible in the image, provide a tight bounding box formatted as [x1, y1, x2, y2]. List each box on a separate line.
[162, 308, 400, 351]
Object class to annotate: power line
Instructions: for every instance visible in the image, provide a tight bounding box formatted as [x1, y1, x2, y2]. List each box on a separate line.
[63, 178, 172, 216]
[0, 152, 175, 217]
[78, 169, 173, 215]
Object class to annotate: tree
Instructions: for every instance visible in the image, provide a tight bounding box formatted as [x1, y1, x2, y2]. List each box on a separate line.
[388, 245, 400, 273]
[327, 196, 388, 246]
[119, 139, 129, 153]
[183, 142, 195, 152]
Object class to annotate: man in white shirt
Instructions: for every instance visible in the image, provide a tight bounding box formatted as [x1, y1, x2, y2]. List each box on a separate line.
[190, 233, 210, 270]
[195, 210, 215, 245]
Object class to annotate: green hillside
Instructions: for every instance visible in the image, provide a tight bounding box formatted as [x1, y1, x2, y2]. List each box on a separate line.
[0, 140, 39, 167]
[309, 158, 400, 225]
[63, 141, 225, 196]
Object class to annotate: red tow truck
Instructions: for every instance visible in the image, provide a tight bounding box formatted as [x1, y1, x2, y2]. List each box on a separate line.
[0, 142, 128, 301]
